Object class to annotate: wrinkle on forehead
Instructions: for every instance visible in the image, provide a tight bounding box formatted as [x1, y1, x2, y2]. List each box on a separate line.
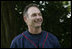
[27, 7, 41, 16]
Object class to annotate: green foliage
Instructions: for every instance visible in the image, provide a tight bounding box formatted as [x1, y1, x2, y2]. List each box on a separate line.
[1, 1, 71, 48]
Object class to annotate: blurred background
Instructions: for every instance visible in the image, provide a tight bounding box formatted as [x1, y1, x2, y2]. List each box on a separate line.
[1, 1, 71, 48]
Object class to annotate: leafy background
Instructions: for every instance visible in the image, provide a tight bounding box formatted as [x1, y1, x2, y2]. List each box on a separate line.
[1, 1, 71, 48]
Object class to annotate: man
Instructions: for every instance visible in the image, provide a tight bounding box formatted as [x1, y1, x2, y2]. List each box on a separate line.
[10, 3, 60, 48]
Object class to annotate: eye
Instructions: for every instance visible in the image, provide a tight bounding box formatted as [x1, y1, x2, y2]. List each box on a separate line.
[32, 13, 36, 17]
[38, 13, 42, 16]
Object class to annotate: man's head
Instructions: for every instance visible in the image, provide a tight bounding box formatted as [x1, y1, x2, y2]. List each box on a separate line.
[23, 3, 43, 28]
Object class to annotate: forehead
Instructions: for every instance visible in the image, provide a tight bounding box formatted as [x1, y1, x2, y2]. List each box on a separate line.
[27, 7, 41, 15]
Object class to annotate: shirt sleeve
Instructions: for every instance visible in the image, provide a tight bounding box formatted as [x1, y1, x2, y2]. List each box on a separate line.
[55, 37, 61, 48]
[10, 39, 17, 48]
[48, 32, 61, 48]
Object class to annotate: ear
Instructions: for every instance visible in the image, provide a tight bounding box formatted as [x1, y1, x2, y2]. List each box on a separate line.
[23, 16, 27, 23]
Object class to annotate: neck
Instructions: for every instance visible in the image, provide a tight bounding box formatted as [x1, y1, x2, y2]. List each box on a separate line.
[28, 26, 42, 34]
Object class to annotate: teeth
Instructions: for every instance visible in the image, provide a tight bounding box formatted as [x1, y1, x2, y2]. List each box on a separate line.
[36, 21, 41, 23]
[34, 19, 42, 23]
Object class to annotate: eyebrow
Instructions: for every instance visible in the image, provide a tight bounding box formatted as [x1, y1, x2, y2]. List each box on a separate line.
[31, 13, 41, 16]
[32, 12, 41, 15]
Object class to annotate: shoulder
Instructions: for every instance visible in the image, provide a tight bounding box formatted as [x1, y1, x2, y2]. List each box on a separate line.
[10, 31, 26, 48]
[11, 33, 23, 45]
[10, 33, 23, 48]
[43, 31, 58, 40]
[43, 31, 60, 48]
[11, 31, 28, 43]
[13, 34, 23, 41]
[48, 32, 58, 40]
[43, 31, 59, 44]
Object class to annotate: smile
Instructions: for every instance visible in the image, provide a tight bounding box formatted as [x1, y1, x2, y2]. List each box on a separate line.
[34, 20, 42, 23]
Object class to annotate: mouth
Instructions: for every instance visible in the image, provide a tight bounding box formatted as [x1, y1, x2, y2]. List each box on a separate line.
[34, 19, 42, 23]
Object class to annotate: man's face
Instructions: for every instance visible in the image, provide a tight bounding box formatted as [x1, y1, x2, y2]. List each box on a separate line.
[25, 7, 43, 28]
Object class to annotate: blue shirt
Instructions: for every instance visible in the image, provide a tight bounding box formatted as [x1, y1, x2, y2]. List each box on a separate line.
[10, 30, 60, 48]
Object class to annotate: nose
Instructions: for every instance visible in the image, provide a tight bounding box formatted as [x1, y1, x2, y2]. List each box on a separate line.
[36, 16, 41, 21]
[36, 15, 42, 21]
[36, 14, 41, 19]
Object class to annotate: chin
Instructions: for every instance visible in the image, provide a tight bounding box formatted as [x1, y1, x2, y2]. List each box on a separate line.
[35, 25, 41, 28]
[33, 23, 42, 28]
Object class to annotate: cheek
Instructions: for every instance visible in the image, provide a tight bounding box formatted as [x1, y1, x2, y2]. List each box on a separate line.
[39, 16, 43, 22]
[41, 17, 43, 21]
[27, 18, 34, 25]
